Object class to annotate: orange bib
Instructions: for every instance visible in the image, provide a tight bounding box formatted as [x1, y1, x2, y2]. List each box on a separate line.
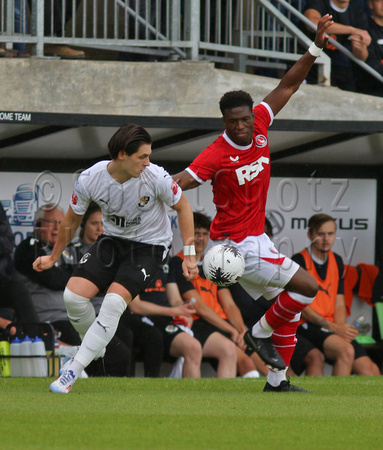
[301, 249, 339, 323]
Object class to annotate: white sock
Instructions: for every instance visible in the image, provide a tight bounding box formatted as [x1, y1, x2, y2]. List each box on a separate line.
[267, 367, 288, 387]
[64, 287, 96, 340]
[251, 317, 273, 338]
[65, 358, 85, 379]
[74, 293, 127, 369]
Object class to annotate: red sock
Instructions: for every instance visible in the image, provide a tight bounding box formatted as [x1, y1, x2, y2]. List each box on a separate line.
[264, 290, 307, 330]
[272, 320, 299, 366]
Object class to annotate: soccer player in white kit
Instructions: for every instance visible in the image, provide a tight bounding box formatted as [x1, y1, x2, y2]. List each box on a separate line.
[174, 15, 334, 392]
[33, 123, 198, 393]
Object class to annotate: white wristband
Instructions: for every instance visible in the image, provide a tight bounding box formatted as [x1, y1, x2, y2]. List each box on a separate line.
[308, 42, 322, 57]
[183, 245, 196, 256]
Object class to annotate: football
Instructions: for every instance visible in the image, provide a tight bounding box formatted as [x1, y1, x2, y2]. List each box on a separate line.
[202, 244, 245, 287]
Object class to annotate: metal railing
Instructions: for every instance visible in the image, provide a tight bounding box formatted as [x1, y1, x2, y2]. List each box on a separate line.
[1, 0, 380, 87]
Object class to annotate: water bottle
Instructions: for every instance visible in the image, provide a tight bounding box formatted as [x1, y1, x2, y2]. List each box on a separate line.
[0, 336, 11, 378]
[32, 337, 48, 377]
[20, 335, 34, 377]
[10, 337, 22, 377]
[352, 313, 371, 335]
[54, 339, 61, 377]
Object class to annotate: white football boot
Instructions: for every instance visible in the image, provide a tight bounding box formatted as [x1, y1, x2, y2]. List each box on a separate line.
[49, 368, 77, 394]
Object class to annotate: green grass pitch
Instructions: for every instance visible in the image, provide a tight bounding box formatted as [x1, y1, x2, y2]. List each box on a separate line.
[1, 376, 383, 449]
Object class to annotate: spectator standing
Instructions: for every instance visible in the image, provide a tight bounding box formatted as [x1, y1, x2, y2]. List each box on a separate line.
[291, 213, 380, 376]
[27, 0, 85, 58]
[303, 0, 371, 90]
[355, 0, 383, 96]
[14, 0, 28, 56]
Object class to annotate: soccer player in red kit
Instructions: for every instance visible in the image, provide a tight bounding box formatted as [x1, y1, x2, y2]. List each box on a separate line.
[174, 15, 334, 392]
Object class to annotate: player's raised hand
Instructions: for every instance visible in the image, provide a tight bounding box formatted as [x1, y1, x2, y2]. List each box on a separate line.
[33, 255, 56, 272]
[315, 14, 334, 49]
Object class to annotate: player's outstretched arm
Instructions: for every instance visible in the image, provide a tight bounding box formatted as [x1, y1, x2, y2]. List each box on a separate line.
[32, 206, 83, 272]
[172, 170, 201, 191]
[263, 14, 333, 117]
[171, 194, 198, 281]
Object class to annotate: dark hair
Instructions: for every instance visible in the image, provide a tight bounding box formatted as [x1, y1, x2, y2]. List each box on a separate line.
[219, 90, 254, 116]
[308, 213, 336, 234]
[108, 123, 152, 159]
[193, 212, 211, 231]
[80, 202, 101, 240]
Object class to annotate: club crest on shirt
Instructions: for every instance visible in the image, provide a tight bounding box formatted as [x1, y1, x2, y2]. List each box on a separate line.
[255, 134, 267, 148]
[138, 196, 150, 207]
[165, 325, 178, 334]
[71, 192, 78, 205]
[79, 252, 91, 264]
[171, 180, 179, 196]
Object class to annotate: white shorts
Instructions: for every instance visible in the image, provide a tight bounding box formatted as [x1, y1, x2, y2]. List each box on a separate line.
[213, 234, 299, 302]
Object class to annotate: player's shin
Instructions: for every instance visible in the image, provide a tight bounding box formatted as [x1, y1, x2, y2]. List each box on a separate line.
[73, 293, 127, 371]
[263, 290, 314, 330]
[271, 315, 300, 367]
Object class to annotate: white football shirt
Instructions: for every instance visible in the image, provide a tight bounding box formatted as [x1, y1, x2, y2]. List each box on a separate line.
[71, 160, 182, 248]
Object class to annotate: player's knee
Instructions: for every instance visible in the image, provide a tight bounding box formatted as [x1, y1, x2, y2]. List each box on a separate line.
[99, 293, 127, 320]
[303, 275, 319, 298]
[63, 287, 89, 312]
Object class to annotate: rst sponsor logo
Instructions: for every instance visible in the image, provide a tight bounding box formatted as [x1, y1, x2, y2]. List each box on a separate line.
[235, 156, 270, 186]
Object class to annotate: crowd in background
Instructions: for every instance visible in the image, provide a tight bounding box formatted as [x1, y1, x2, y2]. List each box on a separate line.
[1, 0, 382, 97]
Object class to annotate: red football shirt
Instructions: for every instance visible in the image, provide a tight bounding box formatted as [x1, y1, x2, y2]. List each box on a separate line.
[187, 102, 273, 243]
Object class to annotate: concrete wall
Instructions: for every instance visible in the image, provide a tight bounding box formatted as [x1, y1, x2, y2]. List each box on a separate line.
[1, 59, 383, 120]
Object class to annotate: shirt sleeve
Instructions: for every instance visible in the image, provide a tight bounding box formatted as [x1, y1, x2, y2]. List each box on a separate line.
[187, 143, 221, 183]
[156, 169, 182, 207]
[70, 174, 92, 215]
